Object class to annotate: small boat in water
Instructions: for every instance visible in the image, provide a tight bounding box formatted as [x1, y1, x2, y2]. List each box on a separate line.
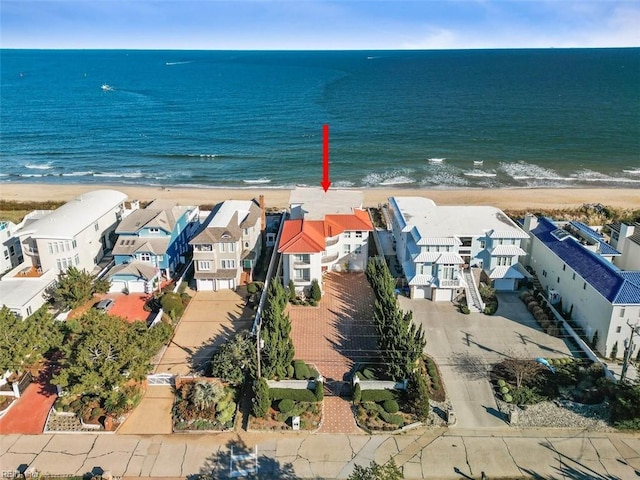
[101, 84, 114, 91]
[474, 160, 484, 166]
[428, 158, 445, 163]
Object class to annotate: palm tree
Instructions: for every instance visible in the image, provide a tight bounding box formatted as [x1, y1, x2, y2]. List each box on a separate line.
[189, 381, 224, 411]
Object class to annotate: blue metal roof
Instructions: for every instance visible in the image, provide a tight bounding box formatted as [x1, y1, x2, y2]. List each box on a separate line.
[532, 218, 640, 305]
[569, 221, 620, 256]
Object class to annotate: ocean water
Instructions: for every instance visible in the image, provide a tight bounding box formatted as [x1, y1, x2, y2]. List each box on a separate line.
[1, 49, 639, 190]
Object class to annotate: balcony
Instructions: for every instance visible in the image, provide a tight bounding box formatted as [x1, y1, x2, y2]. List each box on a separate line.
[439, 278, 461, 288]
[325, 236, 340, 247]
[17, 266, 44, 278]
[321, 252, 339, 264]
[21, 245, 39, 257]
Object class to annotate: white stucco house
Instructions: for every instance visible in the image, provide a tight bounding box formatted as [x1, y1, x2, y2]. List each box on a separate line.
[608, 222, 640, 271]
[524, 215, 640, 359]
[0, 221, 24, 275]
[190, 198, 264, 291]
[278, 188, 373, 292]
[0, 189, 127, 317]
[388, 197, 529, 302]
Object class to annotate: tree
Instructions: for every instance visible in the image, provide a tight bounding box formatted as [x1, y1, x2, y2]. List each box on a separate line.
[209, 331, 256, 384]
[348, 459, 403, 480]
[309, 279, 321, 302]
[501, 357, 544, 389]
[252, 377, 270, 418]
[260, 279, 295, 379]
[0, 306, 62, 374]
[53, 310, 171, 403]
[51, 266, 110, 309]
[189, 381, 224, 411]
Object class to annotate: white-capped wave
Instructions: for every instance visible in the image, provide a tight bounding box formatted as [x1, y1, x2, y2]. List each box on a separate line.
[464, 170, 497, 178]
[420, 171, 470, 187]
[332, 180, 355, 188]
[25, 163, 52, 170]
[62, 171, 94, 177]
[428, 158, 445, 163]
[500, 161, 562, 181]
[21, 173, 45, 178]
[166, 61, 192, 66]
[94, 171, 145, 179]
[243, 178, 272, 184]
[623, 168, 640, 175]
[380, 176, 416, 186]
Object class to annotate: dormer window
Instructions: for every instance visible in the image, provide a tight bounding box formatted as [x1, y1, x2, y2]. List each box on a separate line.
[149, 228, 160, 233]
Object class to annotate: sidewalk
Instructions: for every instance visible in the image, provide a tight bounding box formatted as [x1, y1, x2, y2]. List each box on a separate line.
[2, 428, 639, 479]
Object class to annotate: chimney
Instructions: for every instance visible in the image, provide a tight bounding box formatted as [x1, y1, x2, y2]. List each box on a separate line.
[259, 195, 266, 233]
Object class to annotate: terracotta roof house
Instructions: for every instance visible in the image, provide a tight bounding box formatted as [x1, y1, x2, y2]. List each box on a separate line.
[189, 198, 264, 291]
[278, 188, 373, 292]
[107, 199, 200, 293]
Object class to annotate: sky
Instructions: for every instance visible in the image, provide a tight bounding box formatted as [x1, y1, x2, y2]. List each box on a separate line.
[1, 0, 639, 50]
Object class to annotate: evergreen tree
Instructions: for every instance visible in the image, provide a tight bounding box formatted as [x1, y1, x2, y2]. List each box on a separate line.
[51, 266, 110, 309]
[209, 330, 256, 384]
[252, 377, 271, 418]
[260, 278, 295, 379]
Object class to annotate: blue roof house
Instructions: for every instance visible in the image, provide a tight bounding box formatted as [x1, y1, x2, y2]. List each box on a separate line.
[524, 215, 640, 359]
[107, 199, 200, 293]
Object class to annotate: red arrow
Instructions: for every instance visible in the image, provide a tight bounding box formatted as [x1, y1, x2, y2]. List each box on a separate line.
[321, 124, 331, 192]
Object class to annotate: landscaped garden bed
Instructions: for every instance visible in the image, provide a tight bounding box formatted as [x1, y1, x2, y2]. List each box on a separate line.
[490, 356, 640, 430]
[248, 380, 322, 431]
[172, 380, 237, 432]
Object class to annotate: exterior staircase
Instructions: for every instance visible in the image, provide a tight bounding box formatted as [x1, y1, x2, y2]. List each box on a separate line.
[462, 268, 484, 313]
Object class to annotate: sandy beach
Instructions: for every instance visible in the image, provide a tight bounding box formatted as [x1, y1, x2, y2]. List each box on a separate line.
[1, 183, 638, 211]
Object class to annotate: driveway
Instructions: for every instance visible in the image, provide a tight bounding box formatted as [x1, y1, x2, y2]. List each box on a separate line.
[399, 292, 575, 428]
[155, 289, 254, 375]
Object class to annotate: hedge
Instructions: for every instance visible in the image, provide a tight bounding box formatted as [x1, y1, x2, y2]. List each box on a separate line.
[293, 360, 311, 380]
[360, 389, 397, 402]
[278, 399, 294, 413]
[383, 399, 399, 414]
[269, 388, 317, 402]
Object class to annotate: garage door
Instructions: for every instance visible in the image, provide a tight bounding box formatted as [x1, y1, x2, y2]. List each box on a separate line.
[494, 279, 515, 291]
[109, 281, 126, 293]
[128, 281, 146, 293]
[197, 278, 214, 291]
[217, 279, 234, 290]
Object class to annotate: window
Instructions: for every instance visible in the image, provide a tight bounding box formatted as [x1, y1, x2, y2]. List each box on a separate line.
[572, 273, 576, 280]
[56, 259, 62, 272]
[140, 253, 151, 262]
[157, 255, 164, 262]
[198, 260, 211, 271]
[243, 228, 249, 236]
[3, 249, 8, 260]
[196, 244, 213, 252]
[245, 242, 250, 248]
[228, 243, 235, 253]
[72, 239, 77, 249]
[497, 256, 511, 266]
[543, 270, 547, 277]
[219, 243, 225, 253]
[616, 326, 622, 333]
[293, 268, 310, 281]
[562, 264, 566, 271]
[26, 306, 32, 316]
[94, 222, 99, 231]
[294, 254, 310, 264]
[148, 228, 159, 233]
[74, 254, 80, 265]
[557, 277, 560, 284]
[583, 282, 587, 290]
[54, 242, 59, 253]
[479, 240, 486, 249]
[620, 308, 625, 317]
[221, 259, 236, 269]
[48, 243, 53, 254]
[355, 245, 362, 254]
[441, 266, 454, 280]
[344, 232, 352, 239]
[355, 231, 363, 238]
[344, 244, 351, 254]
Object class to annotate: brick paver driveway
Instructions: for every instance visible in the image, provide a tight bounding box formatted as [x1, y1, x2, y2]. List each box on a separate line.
[155, 290, 254, 375]
[289, 272, 377, 434]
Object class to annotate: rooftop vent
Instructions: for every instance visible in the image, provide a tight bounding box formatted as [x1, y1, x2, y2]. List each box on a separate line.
[551, 229, 571, 241]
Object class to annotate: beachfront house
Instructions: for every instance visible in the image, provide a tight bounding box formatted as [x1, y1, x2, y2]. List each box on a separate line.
[607, 222, 640, 271]
[278, 187, 373, 292]
[107, 199, 200, 293]
[0, 221, 24, 275]
[0, 189, 127, 317]
[524, 215, 640, 359]
[190, 198, 264, 291]
[388, 197, 529, 307]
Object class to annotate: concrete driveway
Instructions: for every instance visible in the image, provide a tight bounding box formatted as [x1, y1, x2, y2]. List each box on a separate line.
[155, 289, 254, 375]
[399, 292, 576, 429]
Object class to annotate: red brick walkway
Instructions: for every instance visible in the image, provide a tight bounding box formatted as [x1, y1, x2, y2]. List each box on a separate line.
[289, 272, 377, 434]
[0, 363, 58, 434]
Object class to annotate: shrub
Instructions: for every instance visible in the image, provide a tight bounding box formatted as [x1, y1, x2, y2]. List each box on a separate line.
[353, 383, 362, 403]
[269, 388, 316, 402]
[293, 360, 311, 380]
[252, 378, 270, 418]
[382, 399, 399, 414]
[511, 386, 544, 405]
[278, 398, 294, 413]
[460, 306, 470, 315]
[247, 282, 259, 295]
[503, 394, 513, 403]
[361, 389, 397, 402]
[288, 280, 296, 302]
[309, 279, 321, 302]
[500, 386, 510, 394]
[160, 292, 185, 321]
[362, 367, 376, 380]
[483, 305, 497, 315]
[314, 381, 324, 401]
[497, 379, 506, 387]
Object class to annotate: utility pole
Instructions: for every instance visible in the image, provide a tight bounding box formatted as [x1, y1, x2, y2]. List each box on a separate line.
[256, 323, 262, 379]
[620, 320, 640, 383]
